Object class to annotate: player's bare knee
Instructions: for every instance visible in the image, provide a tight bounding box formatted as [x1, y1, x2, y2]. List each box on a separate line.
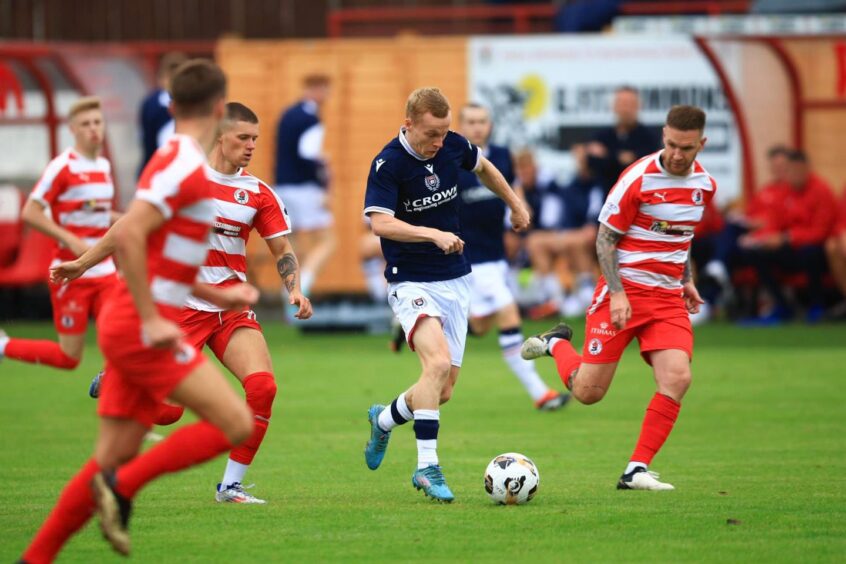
[439, 384, 454, 404]
[658, 368, 691, 400]
[422, 357, 451, 383]
[574, 386, 607, 405]
[226, 406, 255, 445]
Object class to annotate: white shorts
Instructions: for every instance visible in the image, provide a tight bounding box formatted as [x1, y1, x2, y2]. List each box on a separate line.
[387, 275, 470, 367]
[274, 184, 333, 231]
[467, 260, 515, 318]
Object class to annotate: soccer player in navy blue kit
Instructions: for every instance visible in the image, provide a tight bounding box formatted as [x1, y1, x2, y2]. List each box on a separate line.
[274, 74, 335, 296]
[362, 88, 531, 502]
[457, 103, 569, 411]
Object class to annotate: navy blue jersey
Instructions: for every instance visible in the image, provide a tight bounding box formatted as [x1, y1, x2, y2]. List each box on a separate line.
[138, 89, 172, 175]
[275, 100, 326, 187]
[457, 144, 514, 264]
[364, 129, 480, 283]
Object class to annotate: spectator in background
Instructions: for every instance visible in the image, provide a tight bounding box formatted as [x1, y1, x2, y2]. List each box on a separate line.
[275, 74, 335, 298]
[737, 150, 836, 324]
[554, 0, 621, 32]
[587, 86, 660, 194]
[526, 144, 602, 317]
[824, 190, 846, 319]
[689, 199, 725, 325]
[138, 52, 188, 173]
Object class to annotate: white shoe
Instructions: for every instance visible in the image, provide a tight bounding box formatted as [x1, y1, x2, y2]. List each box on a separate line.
[215, 482, 267, 504]
[617, 467, 675, 491]
[0, 328, 8, 361]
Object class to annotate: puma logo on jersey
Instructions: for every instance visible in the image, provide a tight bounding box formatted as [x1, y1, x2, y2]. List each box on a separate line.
[424, 164, 434, 174]
[375, 159, 386, 172]
[654, 192, 667, 202]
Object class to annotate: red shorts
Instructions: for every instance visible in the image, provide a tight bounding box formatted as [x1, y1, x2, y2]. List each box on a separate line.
[49, 274, 118, 335]
[582, 281, 693, 365]
[178, 307, 262, 359]
[96, 289, 206, 427]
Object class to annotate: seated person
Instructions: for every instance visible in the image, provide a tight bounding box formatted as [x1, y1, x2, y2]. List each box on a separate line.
[736, 150, 837, 323]
[524, 145, 603, 317]
[689, 199, 726, 324]
[824, 189, 846, 318]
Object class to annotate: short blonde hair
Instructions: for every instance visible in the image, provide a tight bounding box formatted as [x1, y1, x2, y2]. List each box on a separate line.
[406, 87, 450, 122]
[68, 96, 101, 120]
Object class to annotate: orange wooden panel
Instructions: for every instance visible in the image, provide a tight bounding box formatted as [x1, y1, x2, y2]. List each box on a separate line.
[217, 36, 468, 295]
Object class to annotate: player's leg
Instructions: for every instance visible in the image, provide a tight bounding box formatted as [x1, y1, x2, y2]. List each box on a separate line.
[404, 317, 455, 501]
[212, 323, 276, 503]
[296, 227, 337, 296]
[526, 231, 563, 307]
[0, 281, 89, 368]
[496, 301, 568, 410]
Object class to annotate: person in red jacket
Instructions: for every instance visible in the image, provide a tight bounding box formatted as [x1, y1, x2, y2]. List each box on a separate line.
[738, 150, 836, 323]
[824, 189, 846, 318]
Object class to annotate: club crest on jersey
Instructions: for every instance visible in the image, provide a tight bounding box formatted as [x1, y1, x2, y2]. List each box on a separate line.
[424, 174, 440, 192]
[60, 315, 75, 329]
[588, 338, 603, 355]
[691, 188, 704, 205]
[234, 189, 249, 205]
[412, 296, 426, 308]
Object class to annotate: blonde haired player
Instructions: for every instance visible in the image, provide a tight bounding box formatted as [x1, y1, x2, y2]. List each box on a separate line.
[362, 88, 531, 502]
[0, 96, 119, 370]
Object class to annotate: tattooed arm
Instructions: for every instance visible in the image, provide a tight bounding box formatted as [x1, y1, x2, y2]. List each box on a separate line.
[595, 223, 631, 329]
[595, 223, 625, 293]
[266, 235, 313, 320]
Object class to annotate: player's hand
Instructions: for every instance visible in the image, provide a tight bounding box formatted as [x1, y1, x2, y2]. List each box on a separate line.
[141, 316, 183, 349]
[289, 290, 313, 320]
[218, 283, 260, 310]
[509, 201, 531, 233]
[609, 290, 632, 330]
[50, 260, 86, 284]
[682, 282, 706, 314]
[66, 236, 90, 258]
[431, 231, 465, 255]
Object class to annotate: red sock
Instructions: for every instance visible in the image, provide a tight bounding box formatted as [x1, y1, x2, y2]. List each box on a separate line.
[153, 403, 185, 426]
[550, 339, 582, 391]
[5, 339, 79, 369]
[230, 372, 276, 465]
[115, 421, 233, 499]
[630, 393, 681, 465]
[22, 459, 99, 564]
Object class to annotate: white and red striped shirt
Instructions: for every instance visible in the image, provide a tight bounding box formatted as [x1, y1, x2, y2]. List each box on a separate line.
[186, 167, 291, 312]
[29, 148, 116, 278]
[598, 151, 716, 292]
[129, 134, 215, 320]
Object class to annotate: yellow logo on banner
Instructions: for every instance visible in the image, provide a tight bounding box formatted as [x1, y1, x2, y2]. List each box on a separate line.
[519, 74, 547, 119]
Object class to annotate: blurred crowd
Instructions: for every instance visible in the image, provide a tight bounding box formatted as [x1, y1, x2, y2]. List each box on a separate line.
[359, 86, 846, 326]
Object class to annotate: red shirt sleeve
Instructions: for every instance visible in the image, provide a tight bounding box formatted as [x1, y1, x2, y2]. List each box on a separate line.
[254, 183, 292, 239]
[599, 176, 643, 233]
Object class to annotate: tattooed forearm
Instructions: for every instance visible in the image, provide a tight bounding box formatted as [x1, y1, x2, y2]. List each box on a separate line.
[277, 252, 299, 293]
[682, 254, 693, 284]
[596, 224, 624, 293]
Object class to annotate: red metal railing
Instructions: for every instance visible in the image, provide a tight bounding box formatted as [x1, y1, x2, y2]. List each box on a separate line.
[327, 1, 752, 38]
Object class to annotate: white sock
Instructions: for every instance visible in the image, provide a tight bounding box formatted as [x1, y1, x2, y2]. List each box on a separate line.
[499, 330, 548, 401]
[548, 337, 563, 355]
[0, 335, 9, 355]
[377, 392, 412, 432]
[624, 461, 648, 475]
[413, 409, 439, 469]
[362, 258, 386, 302]
[220, 459, 250, 489]
[301, 270, 315, 296]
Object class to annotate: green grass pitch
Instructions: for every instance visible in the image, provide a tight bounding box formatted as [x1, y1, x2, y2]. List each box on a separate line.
[1, 320, 845, 562]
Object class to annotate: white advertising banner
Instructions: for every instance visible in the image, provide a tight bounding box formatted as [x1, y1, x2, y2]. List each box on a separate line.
[468, 35, 741, 205]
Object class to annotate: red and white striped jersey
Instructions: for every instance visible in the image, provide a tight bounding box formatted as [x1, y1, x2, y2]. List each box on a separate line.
[124, 134, 215, 320]
[598, 151, 716, 292]
[185, 167, 291, 312]
[29, 148, 116, 278]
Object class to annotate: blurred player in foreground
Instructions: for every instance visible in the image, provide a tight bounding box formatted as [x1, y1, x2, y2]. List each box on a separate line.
[456, 103, 568, 411]
[20, 60, 259, 562]
[70, 102, 312, 504]
[362, 88, 531, 502]
[522, 105, 714, 491]
[0, 97, 119, 370]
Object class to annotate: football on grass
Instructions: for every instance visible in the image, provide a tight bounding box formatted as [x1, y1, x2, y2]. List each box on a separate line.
[484, 453, 539, 505]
